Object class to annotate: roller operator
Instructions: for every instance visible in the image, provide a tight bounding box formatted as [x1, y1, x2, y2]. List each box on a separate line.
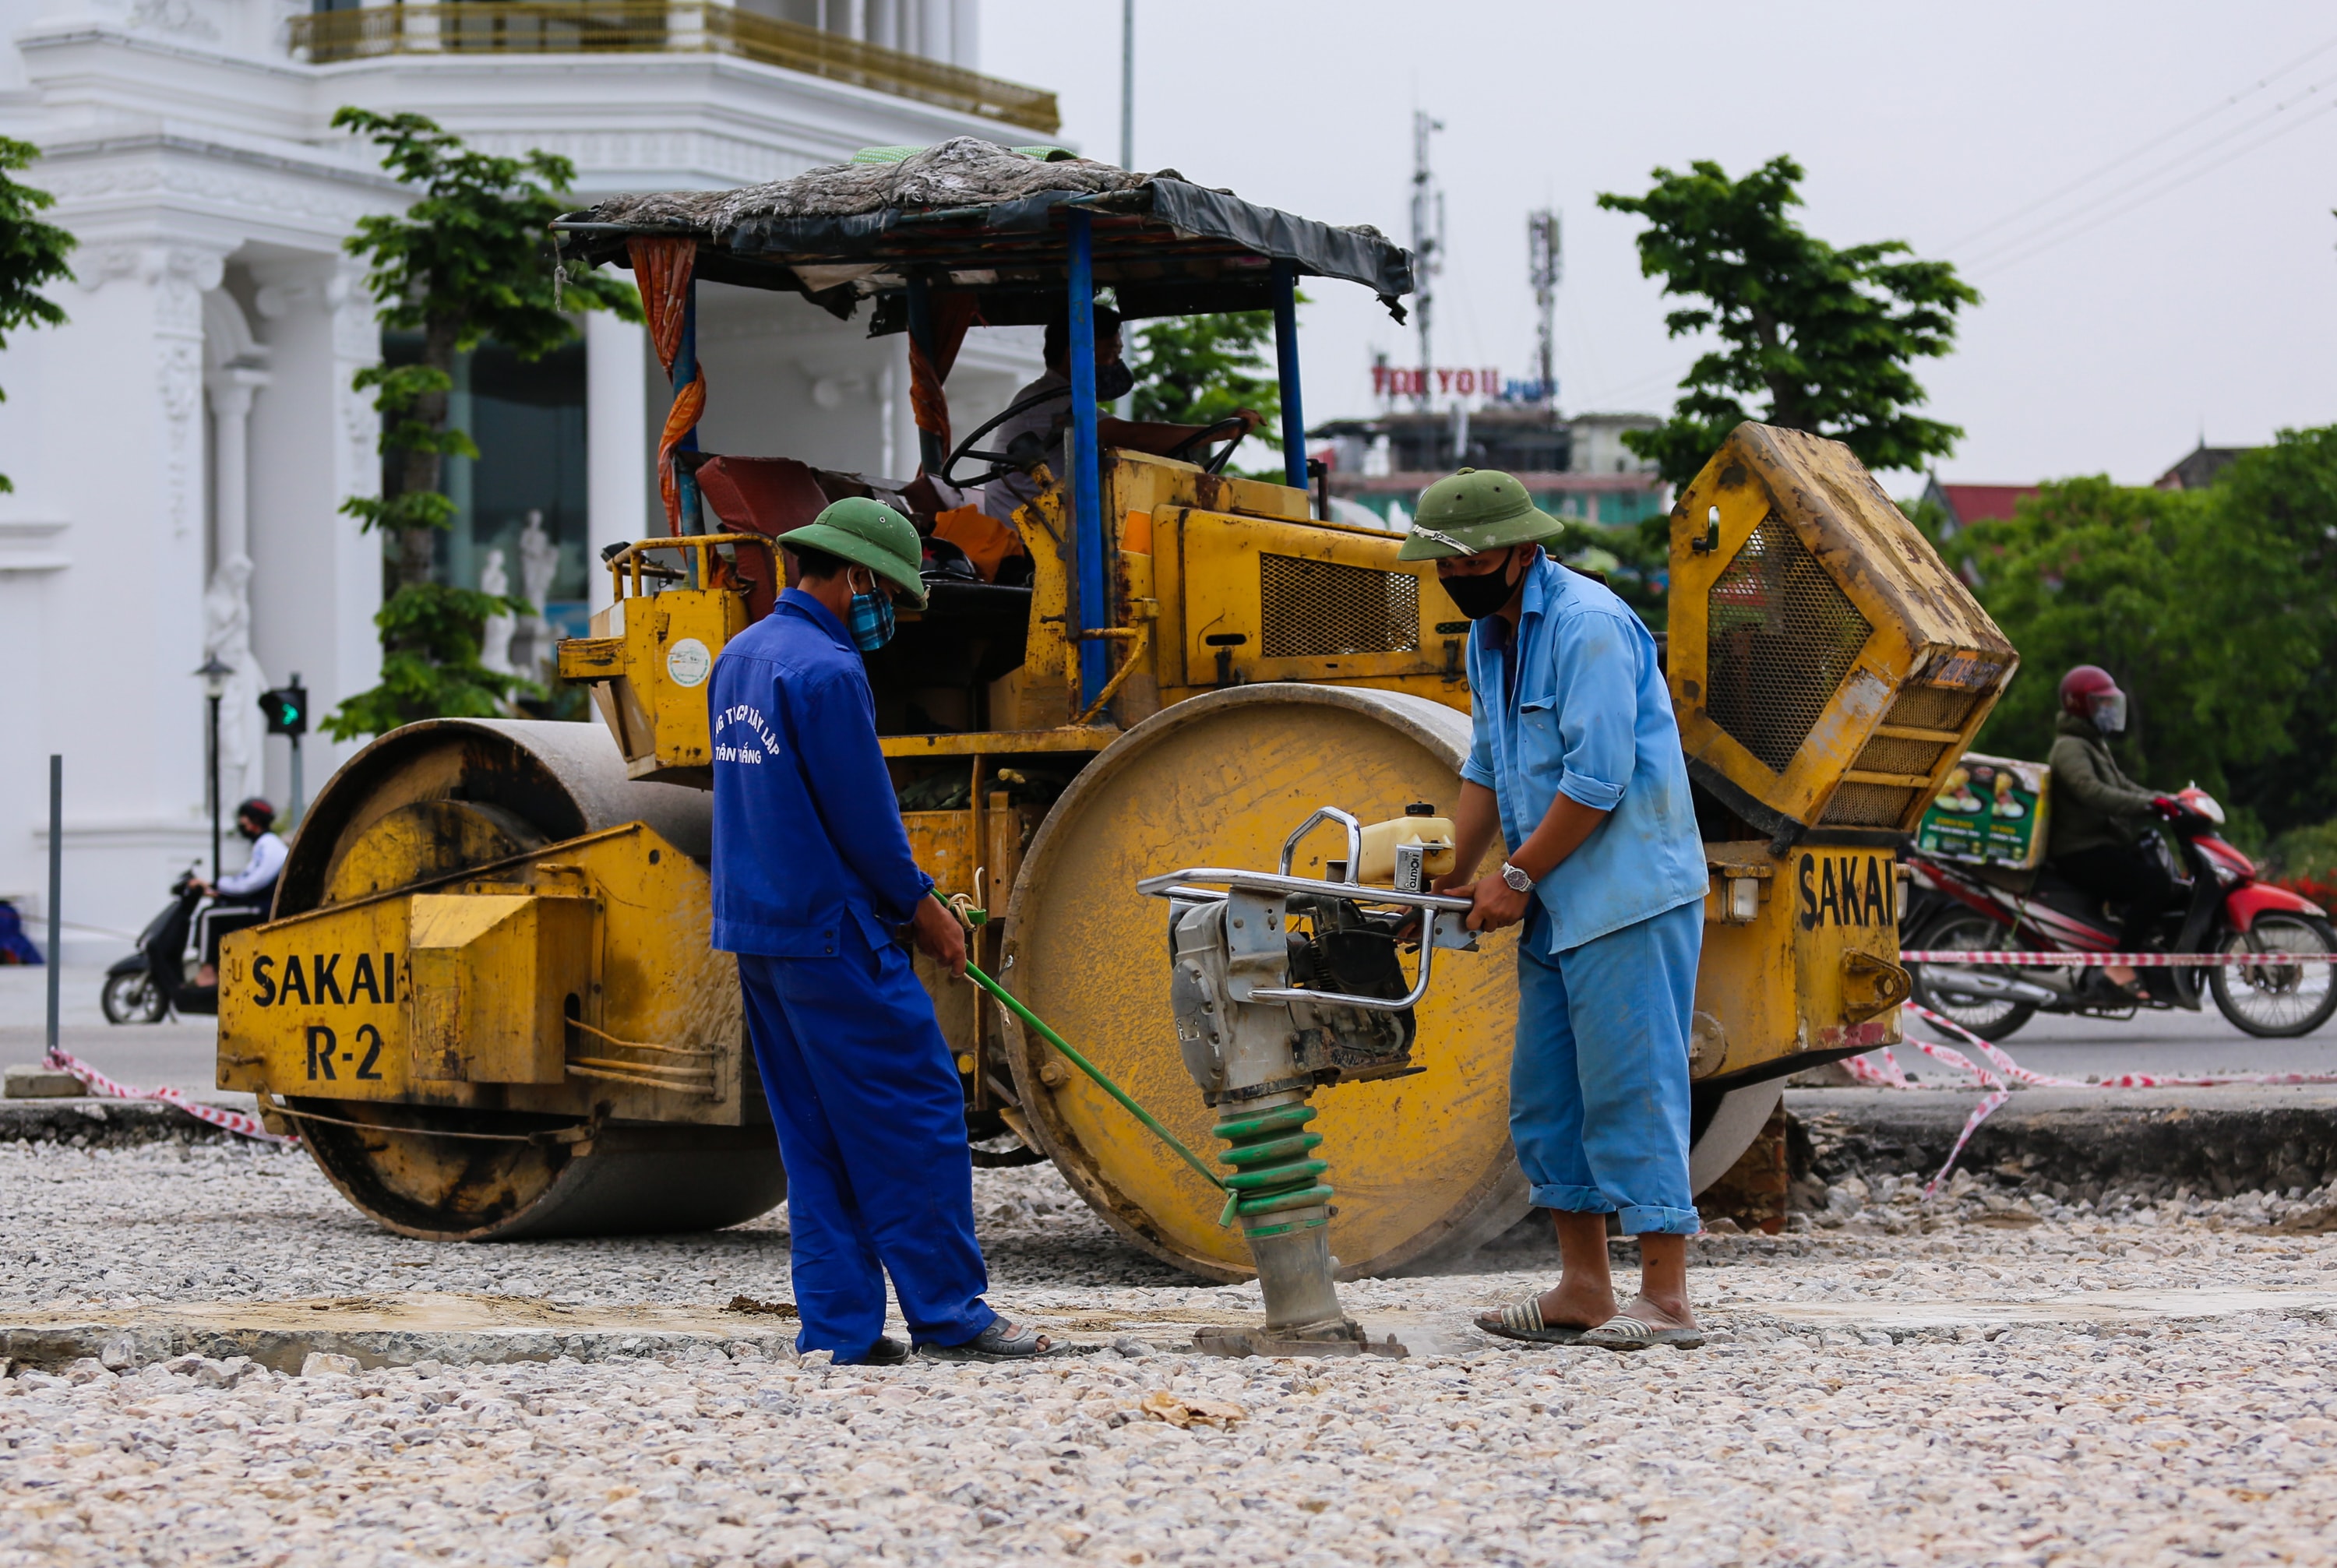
[707, 495, 1049, 1365]
[1400, 469, 1711, 1352]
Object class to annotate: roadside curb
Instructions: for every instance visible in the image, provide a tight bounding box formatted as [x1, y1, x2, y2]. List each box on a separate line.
[1789, 1086, 2337, 1200]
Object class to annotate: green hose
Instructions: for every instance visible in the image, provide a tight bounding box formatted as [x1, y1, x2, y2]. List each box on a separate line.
[937, 893, 1225, 1194]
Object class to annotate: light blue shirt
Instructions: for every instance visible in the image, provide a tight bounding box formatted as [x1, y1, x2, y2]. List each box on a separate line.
[1461, 554, 1708, 955]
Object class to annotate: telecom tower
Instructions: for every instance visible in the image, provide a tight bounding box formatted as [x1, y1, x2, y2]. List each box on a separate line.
[1409, 111, 1443, 413]
[1527, 209, 1560, 407]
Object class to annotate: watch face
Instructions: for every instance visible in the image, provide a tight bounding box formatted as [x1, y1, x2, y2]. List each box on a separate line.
[1503, 863, 1533, 892]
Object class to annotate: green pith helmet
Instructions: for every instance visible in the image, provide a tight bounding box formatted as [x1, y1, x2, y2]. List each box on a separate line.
[1396, 467, 1565, 561]
[782, 496, 929, 608]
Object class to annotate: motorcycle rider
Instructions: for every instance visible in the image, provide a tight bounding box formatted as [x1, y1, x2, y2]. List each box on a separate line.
[2046, 667, 2178, 999]
[192, 798, 286, 988]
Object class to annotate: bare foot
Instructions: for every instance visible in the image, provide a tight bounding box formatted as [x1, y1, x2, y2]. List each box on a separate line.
[1609, 1291, 1698, 1333]
[195, 965, 217, 988]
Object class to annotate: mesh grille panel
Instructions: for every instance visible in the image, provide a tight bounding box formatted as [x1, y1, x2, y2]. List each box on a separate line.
[1852, 735, 1950, 776]
[1822, 781, 1918, 826]
[1703, 516, 1871, 773]
[1883, 685, 1982, 732]
[1260, 555, 1421, 658]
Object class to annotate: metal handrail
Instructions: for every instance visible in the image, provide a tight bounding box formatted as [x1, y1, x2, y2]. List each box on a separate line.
[288, 3, 1060, 134]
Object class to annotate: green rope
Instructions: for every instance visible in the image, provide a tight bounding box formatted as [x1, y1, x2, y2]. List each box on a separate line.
[938, 893, 1225, 1193]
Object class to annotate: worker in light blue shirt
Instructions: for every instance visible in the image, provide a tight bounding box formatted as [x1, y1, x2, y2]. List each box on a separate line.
[1398, 469, 1709, 1352]
[708, 496, 1049, 1366]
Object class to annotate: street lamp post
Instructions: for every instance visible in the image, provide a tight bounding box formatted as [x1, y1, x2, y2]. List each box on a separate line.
[195, 655, 231, 883]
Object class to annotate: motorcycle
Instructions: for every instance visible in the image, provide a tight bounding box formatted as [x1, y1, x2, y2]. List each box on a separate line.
[1903, 785, 2337, 1041]
[100, 869, 270, 1024]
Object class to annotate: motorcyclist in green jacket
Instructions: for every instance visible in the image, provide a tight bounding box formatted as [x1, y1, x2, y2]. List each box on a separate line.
[2047, 664, 2180, 999]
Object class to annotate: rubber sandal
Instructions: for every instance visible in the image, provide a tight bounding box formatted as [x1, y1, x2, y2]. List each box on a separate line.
[916, 1320, 1054, 1362]
[1472, 1295, 1591, 1345]
[1577, 1316, 1704, 1352]
[844, 1336, 911, 1366]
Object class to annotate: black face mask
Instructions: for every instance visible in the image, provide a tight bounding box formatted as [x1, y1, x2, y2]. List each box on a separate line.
[1094, 357, 1137, 402]
[1440, 560, 1521, 619]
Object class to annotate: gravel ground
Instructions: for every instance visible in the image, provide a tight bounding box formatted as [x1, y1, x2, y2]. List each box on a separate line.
[5, 1141, 2336, 1565]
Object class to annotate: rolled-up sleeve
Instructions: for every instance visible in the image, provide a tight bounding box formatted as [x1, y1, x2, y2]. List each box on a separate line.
[791, 667, 934, 921]
[1548, 609, 1635, 812]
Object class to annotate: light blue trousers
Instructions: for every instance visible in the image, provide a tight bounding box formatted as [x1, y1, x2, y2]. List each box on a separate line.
[1510, 899, 1702, 1235]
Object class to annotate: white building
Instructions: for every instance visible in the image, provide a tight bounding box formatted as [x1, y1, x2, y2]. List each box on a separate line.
[0, 0, 1054, 957]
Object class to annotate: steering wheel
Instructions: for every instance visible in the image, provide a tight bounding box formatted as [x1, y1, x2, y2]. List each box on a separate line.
[939, 386, 1072, 491]
[1166, 415, 1253, 475]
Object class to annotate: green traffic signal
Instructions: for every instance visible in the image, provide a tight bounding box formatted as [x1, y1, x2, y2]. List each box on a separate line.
[259, 684, 309, 738]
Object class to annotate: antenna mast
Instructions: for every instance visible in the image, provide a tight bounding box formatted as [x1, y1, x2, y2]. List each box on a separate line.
[1409, 111, 1443, 414]
[1527, 209, 1560, 407]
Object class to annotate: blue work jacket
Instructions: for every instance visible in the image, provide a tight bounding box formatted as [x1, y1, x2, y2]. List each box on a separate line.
[1461, 554, 1708, 955]
[707, 589, 932, 958]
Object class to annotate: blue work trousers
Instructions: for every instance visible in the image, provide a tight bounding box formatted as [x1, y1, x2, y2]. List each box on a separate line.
[738, 922, 996, 1360]
[1510, 899, 1702, 1235]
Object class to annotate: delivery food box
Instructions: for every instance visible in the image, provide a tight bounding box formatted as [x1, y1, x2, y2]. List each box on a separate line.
[1912, 752, 2050, 869]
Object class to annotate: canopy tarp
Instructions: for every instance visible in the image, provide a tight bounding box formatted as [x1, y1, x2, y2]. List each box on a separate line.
[558, 137, 1412, 325]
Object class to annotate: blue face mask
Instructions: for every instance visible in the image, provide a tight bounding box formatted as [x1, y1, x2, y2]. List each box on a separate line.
[846, 573, 896, 652]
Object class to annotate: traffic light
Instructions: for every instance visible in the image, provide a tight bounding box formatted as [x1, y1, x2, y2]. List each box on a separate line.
[259, 682, 308, 738]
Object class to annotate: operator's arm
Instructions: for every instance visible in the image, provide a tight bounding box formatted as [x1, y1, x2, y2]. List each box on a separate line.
[2049, 735, 2157, 819]
[1096, 410, 1261, 458]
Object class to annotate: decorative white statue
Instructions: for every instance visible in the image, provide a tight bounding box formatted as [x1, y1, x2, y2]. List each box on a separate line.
[201, 554, 267, 804]
[513, 509, 559, 679]
[478, 547, 517, 677]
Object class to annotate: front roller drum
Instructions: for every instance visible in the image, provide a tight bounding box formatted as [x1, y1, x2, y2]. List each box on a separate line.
[260, 717, 784, 1242]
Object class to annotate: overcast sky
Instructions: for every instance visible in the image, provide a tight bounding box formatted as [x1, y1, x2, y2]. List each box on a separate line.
[983, 1, 2336, 491]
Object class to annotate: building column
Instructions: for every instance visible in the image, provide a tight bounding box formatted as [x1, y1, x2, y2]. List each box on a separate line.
[586, 305, 650, 611]
[249, 254, 383, 788]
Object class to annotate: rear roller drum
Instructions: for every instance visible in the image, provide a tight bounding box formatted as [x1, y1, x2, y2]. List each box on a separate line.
[274, 719, 784, 1240]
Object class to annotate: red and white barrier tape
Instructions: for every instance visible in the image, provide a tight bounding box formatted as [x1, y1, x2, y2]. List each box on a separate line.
[43, 1045, 292, 1145]
[1843, 1002, 2337, 1196]
[1901, 949, 2337, 966]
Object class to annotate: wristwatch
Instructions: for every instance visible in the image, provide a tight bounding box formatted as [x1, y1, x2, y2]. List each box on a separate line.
[1500, 861, 1535, 893]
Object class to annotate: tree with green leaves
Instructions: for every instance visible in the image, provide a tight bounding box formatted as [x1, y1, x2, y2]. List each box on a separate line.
[1125, 307, 1283, 474]
[326, 107, 640, 741]
[1948, 432, 2337, 847]
[0, 136, 77, 495]
[1598, 156, 1977, 487]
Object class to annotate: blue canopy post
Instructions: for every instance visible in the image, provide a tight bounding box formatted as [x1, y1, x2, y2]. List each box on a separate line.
[1272, 258, 1306, 493]
[1066, 209, 1108, 713]
[673, 274, 704, 570]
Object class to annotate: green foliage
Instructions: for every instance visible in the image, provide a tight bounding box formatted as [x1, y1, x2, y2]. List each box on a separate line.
[322, 583, 539, 742]
[1597, 156, 1976, 488]
[0, 136, 76, 494]
[328, 107, 639, 738]
[1951, 429, 2337, 837]
[1126, 308, 1284, 477]
[331, 108, 638, 361]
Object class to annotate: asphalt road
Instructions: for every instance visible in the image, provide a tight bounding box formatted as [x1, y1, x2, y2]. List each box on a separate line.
[8, 964, 2335, 1101]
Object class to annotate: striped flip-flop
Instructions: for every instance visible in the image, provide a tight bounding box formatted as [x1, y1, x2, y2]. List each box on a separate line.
[1473, 1295, 1591, 1345]
[1577, 1315, 1705, 1352]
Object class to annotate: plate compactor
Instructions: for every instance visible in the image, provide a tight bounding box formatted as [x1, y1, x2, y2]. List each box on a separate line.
[217, 144, 2017, 1308]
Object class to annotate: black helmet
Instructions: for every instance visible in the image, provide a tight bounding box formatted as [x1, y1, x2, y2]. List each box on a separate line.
[235, 798, 277, 832]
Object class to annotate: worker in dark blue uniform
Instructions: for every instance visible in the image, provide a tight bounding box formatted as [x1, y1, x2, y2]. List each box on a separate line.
[709, 495, 1049, 1365]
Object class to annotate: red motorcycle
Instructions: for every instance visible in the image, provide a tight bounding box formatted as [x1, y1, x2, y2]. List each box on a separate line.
[1903, 785, 2337, 1040]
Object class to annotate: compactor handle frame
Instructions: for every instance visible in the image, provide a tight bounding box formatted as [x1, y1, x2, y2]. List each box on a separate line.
[1136, 865, 1476, 1014]
[600, 533, 777, 600]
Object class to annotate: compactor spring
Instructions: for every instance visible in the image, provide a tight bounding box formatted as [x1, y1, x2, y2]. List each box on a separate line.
[1214, 1103, 1333, 1224]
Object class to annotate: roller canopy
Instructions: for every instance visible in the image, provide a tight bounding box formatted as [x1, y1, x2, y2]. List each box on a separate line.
[557, 136, 1413, 324]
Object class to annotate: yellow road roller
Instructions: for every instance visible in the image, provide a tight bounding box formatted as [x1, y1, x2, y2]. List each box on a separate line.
[217, 141, 2016, 1275]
